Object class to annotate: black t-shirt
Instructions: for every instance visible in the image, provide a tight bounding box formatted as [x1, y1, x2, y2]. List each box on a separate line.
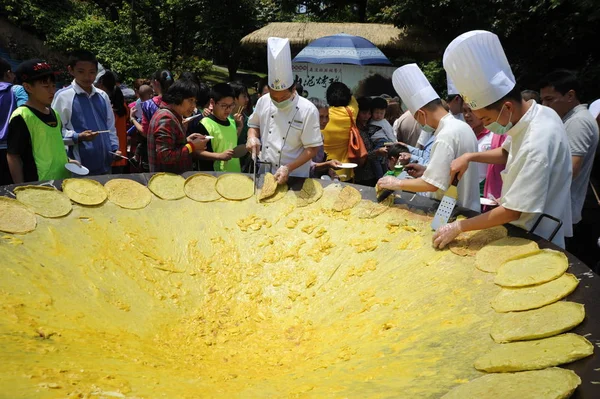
[7, 105, 60, 183]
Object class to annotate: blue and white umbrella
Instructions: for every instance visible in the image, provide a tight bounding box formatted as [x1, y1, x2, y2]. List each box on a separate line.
[293, 33, 391, 65]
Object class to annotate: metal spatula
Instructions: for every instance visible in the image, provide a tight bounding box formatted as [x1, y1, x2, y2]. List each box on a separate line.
[431, 177, 459, 231]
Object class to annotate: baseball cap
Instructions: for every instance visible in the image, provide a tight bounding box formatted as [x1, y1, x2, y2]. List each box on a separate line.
[15, 59, 56, 83]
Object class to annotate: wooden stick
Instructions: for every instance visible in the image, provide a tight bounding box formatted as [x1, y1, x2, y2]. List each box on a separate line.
[590, 181, 600, 206]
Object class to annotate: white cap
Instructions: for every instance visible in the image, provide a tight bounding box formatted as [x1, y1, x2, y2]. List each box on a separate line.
[94, 63, 106, 84]
[267, 37, 294, 91]
[392, 63, 439, 115]
[446, 73, 459, 95]
[589, 99, 600, 119]
[443, 30, 516, 110]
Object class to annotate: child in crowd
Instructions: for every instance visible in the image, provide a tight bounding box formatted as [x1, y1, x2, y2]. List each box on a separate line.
[7, 60, 77, 183]
[199, 83, 241, 172]
[52, 50, 119, 175]
[95, 70, 129, 173]
[229, 81, 249, 145]
[369, 97, 397, 143]
[386, 143, 411, 171]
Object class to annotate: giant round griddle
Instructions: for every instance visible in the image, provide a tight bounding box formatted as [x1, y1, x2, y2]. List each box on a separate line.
[0, 172, 598, 398]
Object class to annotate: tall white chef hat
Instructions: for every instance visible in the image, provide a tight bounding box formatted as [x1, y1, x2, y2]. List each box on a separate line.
[267, 37, 294, 91]
[392, 63, 440, 116]
[443, 30, 516, 110]
[446, 73, 459, 96]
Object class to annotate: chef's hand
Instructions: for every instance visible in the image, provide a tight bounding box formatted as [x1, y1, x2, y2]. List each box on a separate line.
[78, 130, 98, 142]
[405, 163, 425, 178]
[376, 175, 401, 191]
[274, 165, 290, 184]
[450, 153, 472, 181]
[246, 137, 261, 160]
[219, 149, 234, 161]
[432, 220, 463, 249]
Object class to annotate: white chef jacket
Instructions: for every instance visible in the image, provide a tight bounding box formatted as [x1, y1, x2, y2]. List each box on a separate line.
[248, 93, 323, 177]
[500, 101, 573, 248]
[422, 114, 481, 212]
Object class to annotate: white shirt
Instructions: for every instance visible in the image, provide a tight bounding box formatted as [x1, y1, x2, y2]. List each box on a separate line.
[562, 104, 599, 224]
[500, 101, 573, 248]
[476, 130, 493, 183]
[248, 93, 323, 177]
[422, 114, 481, 212]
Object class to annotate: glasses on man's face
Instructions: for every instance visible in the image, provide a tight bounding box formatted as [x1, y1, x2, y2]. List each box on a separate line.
[216, 102, 235, 110]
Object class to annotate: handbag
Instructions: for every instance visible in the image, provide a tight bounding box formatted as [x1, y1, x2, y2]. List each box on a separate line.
[345, 107, 368, 166]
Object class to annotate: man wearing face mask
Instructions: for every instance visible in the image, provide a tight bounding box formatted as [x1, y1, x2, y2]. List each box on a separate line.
[377, 63, 480, 212]
[435, 30, 573, 249]
[246, 37, 323, 184]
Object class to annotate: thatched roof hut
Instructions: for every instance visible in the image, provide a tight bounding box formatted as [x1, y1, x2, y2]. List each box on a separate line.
[240, 22, 442, 56]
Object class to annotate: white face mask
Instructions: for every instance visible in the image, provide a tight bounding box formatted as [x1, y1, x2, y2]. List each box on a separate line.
[271, 93, 294, 110]
[485, 104, 513, 135]
[416, 111, 435, 134]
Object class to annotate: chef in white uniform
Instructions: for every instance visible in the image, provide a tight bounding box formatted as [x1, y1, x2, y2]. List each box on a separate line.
[246, 37, 323, 184]
[435, 30, 573, 249]
[377, 64, 480, 212]
[446, 74, 465, 122]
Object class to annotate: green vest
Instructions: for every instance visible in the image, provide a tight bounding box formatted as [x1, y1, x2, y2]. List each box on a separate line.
[201, 116, 241, 172]
[10, 107, 70, 181]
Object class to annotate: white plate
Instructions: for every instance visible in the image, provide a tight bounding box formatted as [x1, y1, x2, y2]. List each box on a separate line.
[480, 197, 497, 206]
[339, 163, 358, 169]
[183, 113, 202, 123]
[65, 163, 89, 176]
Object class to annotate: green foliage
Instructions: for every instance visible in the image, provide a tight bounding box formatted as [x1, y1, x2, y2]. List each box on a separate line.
[372, 0, 600, 99]
[172, 57, 214, 79]
[420, 60, 446, 97]
[48, 6, 163, 79]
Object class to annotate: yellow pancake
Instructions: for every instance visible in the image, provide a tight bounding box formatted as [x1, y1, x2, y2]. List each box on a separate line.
[474, 333, 593, 372]
[442, 368, 581, 399]
[148, 173, 186, 200]
[105, 179, 152, 210]
[215, 174, 254, 201]
[260, 183, 288, 203]
[14, 186, 72, 218]
[491, 273, 579, 313]
[449, 225, 508, 257]
[184, 173, 221, 202]
[475, 237, 540, 273]
[258, 173, 277, 201]
[296, 178, 324, 207]
[332, 186, 362, 212]
[0, 196, 36, 234]
[495, 249, 569, 287]
[354, 197, 394, 219]
[62, 178, 107, 206]
[491, 301, 585, 343]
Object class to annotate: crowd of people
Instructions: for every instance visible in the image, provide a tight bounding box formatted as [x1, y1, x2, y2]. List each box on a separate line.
[0, 31, 599, 266]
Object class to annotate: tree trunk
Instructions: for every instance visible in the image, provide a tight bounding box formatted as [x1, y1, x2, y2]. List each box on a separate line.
[227, 49, 240, 81]
[357, 0, 367, 23]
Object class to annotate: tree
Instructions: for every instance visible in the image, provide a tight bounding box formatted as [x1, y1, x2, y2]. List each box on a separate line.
[195, 0, 258, 80]
[371, 0, 600, 99]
